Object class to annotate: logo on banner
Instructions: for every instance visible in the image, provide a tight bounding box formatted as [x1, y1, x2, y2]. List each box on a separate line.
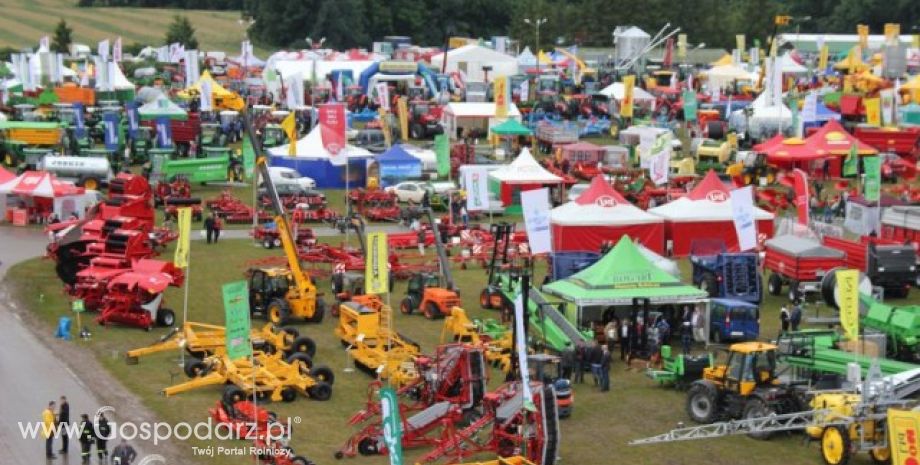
[707, 191, 728, 202]
[595, 195, 618, 208]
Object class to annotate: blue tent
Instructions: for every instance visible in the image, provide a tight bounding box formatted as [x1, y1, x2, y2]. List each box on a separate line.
[375, 145, 423, 186]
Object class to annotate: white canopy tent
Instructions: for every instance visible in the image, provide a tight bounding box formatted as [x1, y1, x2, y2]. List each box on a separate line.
[703, 64, 756, 89]
[267, 123, 372, 160]
[779, 52, 808, 74]
[728, 92, 794, 139]
[598, 82, 656, 102]
[488, 147, 561, 184]
[429, 45, 518, 82]
[440, 102, 521, 140]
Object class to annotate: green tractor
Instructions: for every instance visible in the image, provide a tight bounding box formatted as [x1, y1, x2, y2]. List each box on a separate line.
[200, 123, 228, 148]
[262, 124, 285, 148]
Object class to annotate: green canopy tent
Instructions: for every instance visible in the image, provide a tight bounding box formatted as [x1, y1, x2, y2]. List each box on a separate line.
[490, 118, 533, 136]
[544, 236, 709, 326]
[138, 94, 188, 121]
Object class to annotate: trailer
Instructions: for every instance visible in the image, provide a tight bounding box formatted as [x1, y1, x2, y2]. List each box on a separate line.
[764, 235, 846, 302]
[822, 235, 917, 298]
[535, 121, 578, 153]
[690, 239, 762, 304]
[853, 125, 920, 159]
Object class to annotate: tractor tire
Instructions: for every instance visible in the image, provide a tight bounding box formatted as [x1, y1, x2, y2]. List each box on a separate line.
[273, 238, 282, 248]
[480, 288, 492, 310]
[767, 273, 783, 296]
[280, 387, 298, 403]
[686, 382, 719, 424]
[262, 239, 273, 249]
[54, 240, 91, 285]
[698, 272, 718, 297]
[156, 308, 176, 327]
[183, 357, 208, 378]
[290, 336, 317, 358]
[307, 299, 326, 323]
[400, 297, 415, 315]
[222, 385, 246, 405]
[410, 123, 425, 140]
[357, 438, 379, 456]
[423, 301, 443, 320]
[742, 398, 776, 440]
[281, 326, 300, 341]
[869, 447, 891, 465]
[291, 457, 311, 465]
[286, 352, 314, 372]
[267, 299, 291, 325]
[706, 121, 724, 140]
[310, 365, 335, 386]
[307, 381, 332, 401]
[821, 425, 852, 465]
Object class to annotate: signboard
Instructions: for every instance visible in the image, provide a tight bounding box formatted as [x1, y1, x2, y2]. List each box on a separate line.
[379, 61, 418, 74]
[880, 89, 897, 126]
[620, 75, 635, 118]
[222, 281, 252, 361]
[242, 133, 256, 180]
[375, 82, 390, 112]
[365, 232, 389, 295]
[730, 186, 757, 251]
[792, 169, 810, 225]
[682, 90, 697, 122]
[463, 166, 490, 211]
[125, 102, 139, 140]
[318, 103, 347, 164]
[494, 76, 509, 118]
[71, 299, 85, 313]
[434, 134, 450, 179]
[888, 408, 920, 465]
[837, 269, 859, 341]
[156, 116, 173, 148]
[801, 92, 817, 123]
[379, 387, 404, 465]
[521, 188, 552, 254]
[648, 132, 671, 186]
[865, 97, 881, 126]
[173, 207, 191, 269]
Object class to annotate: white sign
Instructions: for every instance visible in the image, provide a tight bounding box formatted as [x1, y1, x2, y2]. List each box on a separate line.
[802, 92, 818, 122]
[200, 79, 212, 112]
[519, 80, 529, 102]
[376, 82, 390, 111]
[113, 37, 122, 62]
[463, 166, 490, 212]
[730, 186, 758, 251]
[521, 188, 552, 254]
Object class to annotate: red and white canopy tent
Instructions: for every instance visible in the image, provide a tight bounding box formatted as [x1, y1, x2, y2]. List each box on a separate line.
[756, 119, 877, 178]
[0, 171, 86, 221]
[488, 147, 563, 213]
[551, 176, 665, 253]
[648, 170, 774, 256]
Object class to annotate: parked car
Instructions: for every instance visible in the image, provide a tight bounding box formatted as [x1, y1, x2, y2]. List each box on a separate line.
[567, 183, 591, 202]
[353, 129, 388, 153]
[386, 181, 428, 203]
[266, 166, 316, 190]
[708, 298, 760, 343]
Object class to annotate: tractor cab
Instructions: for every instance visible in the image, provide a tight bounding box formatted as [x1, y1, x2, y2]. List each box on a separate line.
[200, 123, 226, 147]
[262, 124, 284, 148]
[400, 272, 460, 320]
[708, 342, 778, 395]
[527, 353, 574, 418]
[247, 267, 294, 322]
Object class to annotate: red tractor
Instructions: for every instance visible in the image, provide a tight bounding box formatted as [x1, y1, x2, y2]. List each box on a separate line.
[408, 101, 444, 140]
[95, 259, 184, 330]
[347, 189, 401, 222]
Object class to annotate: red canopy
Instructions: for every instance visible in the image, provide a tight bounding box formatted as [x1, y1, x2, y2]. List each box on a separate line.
[685, 169, 731, 202]
[760, 119, 877, 164]
[0, 166, 15, 184]
[0, 171, 84, 198]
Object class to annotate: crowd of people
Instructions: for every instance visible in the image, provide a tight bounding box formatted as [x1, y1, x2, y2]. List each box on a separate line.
[41, 397, 137, 464]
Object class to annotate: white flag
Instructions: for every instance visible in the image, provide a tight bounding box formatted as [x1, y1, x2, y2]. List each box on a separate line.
[52, 53, 64, 84]
[24, 53, 38, 92]
[730, 186, 758, 251]
[771, 57, 783, 108]
[749, 47, 760, 66]
[513, 294, 535, 411]
[285, 73, 304, 109]
[376, 82, 390, 111]
[113, 37, 122, 62]
[98, 39, 110, 61]
[521, 187, 552, 254]
[669, 72, 677, 90]
[39, 36, 50, 51]
[519, 79, 529, 101]
[184, 50, 199, 88]
[157, 46, 169, 63]
[802, 92, 818, 122]
[200, 79, 212, 112]
[463, 166, 490, 212]
[335, 74, 344, 102]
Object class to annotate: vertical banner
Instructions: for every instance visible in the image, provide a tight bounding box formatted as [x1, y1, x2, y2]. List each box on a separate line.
[397, 96, 409, 142]
[375, 82, 390, 111]
[434, 133, 450, 178]
[771, 57, 783, 108]
[463, 166, 490, 211]
[493, 76, 509, 118]
[223, 281, 253, 361]
[682, 90, 698, 122]
[521, 188, 552, 254]
[98, 39, 110, 61]
[863, 156, 881, 202]
[620, 75, 635, 118]
[837, 269, 859, 341]
[662, 38, 674, 67]
[865, 98, 881, 126]
[318, 103, 347, 163]
[285, 73, 305, 109]
[174, 207, 191, 268]
[378, 107, 392, 148]
[818, 45, 829, 73]
[156, 116, 173, 148]
[792, 168, 810, 225]
[730, 186, 758, 251]
[365, 232, 389, 295]
[844, 143, 858, 177]
[880, 89, 896, 126]
[39, 36, 50, 50]
[113, 37, 122, 62]
[514, 294, 537, 411]
[280, 112, 298, 156]
[335, 74, 344, 102]
[677, 34, 687, 59]
[648, 132, 671, 186]
[126, 101, 139, 140]
[749, 47, 760, 66]
[379, 387, 404, 465]
[184, 49, 199, 88]
[199, 79, 212, 112]
[801, 92, 818, 123]
[103, 112, 119, 151]
[736, 35, 746, 58]
[889, 409, 920, 465]
[858, 25, 869, 51]
[242, 133, 256, 179]
[73, 103, 86, 139]
[519, 79, 530, 103]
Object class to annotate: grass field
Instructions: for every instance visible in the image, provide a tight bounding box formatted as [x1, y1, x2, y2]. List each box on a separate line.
[0, 0, 247, 53]
[11, 229, 919, 465]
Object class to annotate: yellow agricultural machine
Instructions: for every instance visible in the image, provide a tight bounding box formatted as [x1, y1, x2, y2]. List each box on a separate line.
[440, 307, 513, 374]
[335, 298, 421, 386]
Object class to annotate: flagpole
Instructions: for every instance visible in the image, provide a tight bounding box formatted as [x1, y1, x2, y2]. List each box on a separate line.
[180, 247, 190, 368]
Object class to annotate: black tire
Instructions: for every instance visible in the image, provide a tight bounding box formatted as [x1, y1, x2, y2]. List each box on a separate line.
[280, 387, 298, 402]
[686, 382, 719, 424]
[768, 273, 783, 296]
[310, 365, 335, 385]
[307, 298, 326, 323]
[400, 296, 414, 315]
[742, 398, 776, 440]
[480, 288, 492, 309]
[183, 357, 207, 378]
[263, 239, 273, 249]
[410, 123, 424, 139]
[307, 381, 332, 401]
[267, 299, 290, 325]
[156, 308, 175, 327]
[222, 385, 246, 405]
[869, 447, 892, 465]
[821, 425, 851, 465]
[357, 438, 378, 456]
[698, 272, 718, 297]
[281, 326, 300, 341]
[290, 336, 317, 358]
[286, 352, 314, 372]
[291, 457, 310, 465]
[424, 301, 443, 320]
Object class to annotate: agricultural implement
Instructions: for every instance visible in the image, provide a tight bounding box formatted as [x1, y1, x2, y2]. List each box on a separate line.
[690, 239, 762, 304]
[821, 235, 917, 298]
[334, 300, 421, 385]
[207, 190, 271, 224]
[441, 307, 513, 374]
[646, 345, 713, 389]
[763, 235, 846, 302]
[95, 259, 184, 330]
[252, 224, 317, 249]
[776, 329, 919, 381]
[347, 189, 402, 222]
[401, 207, 461, 320]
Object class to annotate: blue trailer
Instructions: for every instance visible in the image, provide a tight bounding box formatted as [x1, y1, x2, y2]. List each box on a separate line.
[690, 240, 762, 304]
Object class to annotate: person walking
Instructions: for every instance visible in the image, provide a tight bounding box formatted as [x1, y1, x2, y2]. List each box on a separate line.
[78, 414, 94, 464]
[560, 346, 575, 381]
[213, 214, 223, 243]
[112, 439, 137, 465]
[599, 346, 611, 391]
[791, 301, 803, 332]
[604, 318, 619, 354]
[589, 342, 604, 386]
[620, 319, 632, 362]
[95, 412, 111, 463]
[42, 401, 57, 459]
[692, 306, 705, 343]
[204, 212, 217, 244]
[780, 303, 791, 335]
[416, 226, 426, 256]
[573, 342, 586, 384]
[58, 396, 70, 455]
[680, 310, 693, 355]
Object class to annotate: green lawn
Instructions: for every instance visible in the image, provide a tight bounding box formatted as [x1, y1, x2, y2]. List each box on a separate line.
[12, 232, 920, 465]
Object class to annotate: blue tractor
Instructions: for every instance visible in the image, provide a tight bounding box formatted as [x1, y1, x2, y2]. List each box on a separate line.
[690, 239, 762, 304]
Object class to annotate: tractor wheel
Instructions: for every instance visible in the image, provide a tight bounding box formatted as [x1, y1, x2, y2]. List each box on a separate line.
[183, 357, 208, 378]
[400, 297, 415, 315]
[310, 365, 335, 386]
[307, 381, 332, 401]
[686, 382, 719, 424]
[156, 308, 176, 327]
[767, 274, 783, 296]
[788, 281, 800, 303]
[698, 272, 718, 297]
[480, 288, 492, 309]
[263, 239, 274, 249]
[280, 387, 298, 403]
[423, 301, 443, 320]
[286, 352, 314, 373]
[273, 238, 282, 248]
[281, 326, 300, 341]
[821, 425, 852, 465]
[267, 299, 291, 325]
[357, 438, 378, 456]
[222, 385, 246, 405]
[307, 299, 326, 323]
[290, 336, 317, 358]
[81, 177, 100, 190]
[869, 447, 891, 465]
[742, 398, 776, 440]
[410, 123, 425, 140]
[291, 457, 311, 465]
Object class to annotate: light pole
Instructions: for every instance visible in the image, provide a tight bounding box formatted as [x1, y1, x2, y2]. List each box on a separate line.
[524, 17, 547, 73]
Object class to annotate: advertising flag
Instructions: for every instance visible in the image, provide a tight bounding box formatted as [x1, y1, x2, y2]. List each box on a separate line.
[521, 188, 552, 254]
[174, 207, 191, 268]
[494, 76, 509, 118]
[648, 132, 671, 186]
[223, 281, 253, 361]
[98, 39, 110, 61]
[242, 133, 256, 179]
[376, 82, 390, 111]
[880, 89, 896, 126]
[103, 112, 119, 151]
[802, 92, 818, 122]
[365, 232, 389, 295]
[858, 24, 869, 50]
[113, 37, 122, 62]
[818, 45, 829, 73]
[397, 96, 409, 142]
[199, 79, 212, 112]
[280, 112, 298, 156]
[463, 166, 490, 211]
[434, 133, 450, 179]
[682, 90, 698, 121]
[73, 103, 86, 139]
[865, 98, 881, 126]
[792, 168, 810, 225]
[184, 49, 199, 88]
[844, 143, 858, 177]
[156, 116, 173, 148]
[514, 294, 536, 412]
[620, 75, 635, 118]
[736, 35, 746, 58]
[318, 103, 347, 164]
[730, 186, 758, 251]
[39, 36, 50, 50]
[677, 34, 687, 59]
[863, 156, 881, 202]
[125, 101, 139, 140]
[837, 269, 860, 341]
[379, 387, 404, 465]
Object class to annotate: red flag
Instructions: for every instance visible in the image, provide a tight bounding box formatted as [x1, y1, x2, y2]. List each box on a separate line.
[663, 38, 674, 68]
[318, 103, 347, 165]
[792, 168, 810, 225]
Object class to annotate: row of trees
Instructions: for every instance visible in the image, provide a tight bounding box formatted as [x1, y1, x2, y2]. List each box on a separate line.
[41, 15, 198, 57]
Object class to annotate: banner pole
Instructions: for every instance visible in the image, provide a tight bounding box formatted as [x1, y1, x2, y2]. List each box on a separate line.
[180, 257, 190, 368]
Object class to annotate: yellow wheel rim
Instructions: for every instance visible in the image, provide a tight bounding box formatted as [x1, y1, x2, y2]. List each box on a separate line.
[84, 179, 98, 190]
[871, 447, 890, 462]
[269, 307, 282, 324]
[822, 428, 845, 465]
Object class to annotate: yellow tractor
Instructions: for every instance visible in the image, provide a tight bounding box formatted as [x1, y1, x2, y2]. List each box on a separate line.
[685, 342, 807, 437]
[441, 307, 513, 374]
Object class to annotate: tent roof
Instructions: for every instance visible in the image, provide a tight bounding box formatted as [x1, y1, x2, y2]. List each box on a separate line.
[488, 147, 562, 184]
[138, 94, 188, 121]
[561, 141, 604, 153]
[268, 123, 373, 160]
[0, 170, 83, 197]
[598, 82, 655, 101]
[0, 165, 15, 184]
[551, 176, 663, 226]
[375, 144, 423, 164]
[444, 102, 521, 118]
[517, 47, 537, 66]
[765, 235, 845, 258]
[491, 118, 533, 136]
[779, 52, 808, 74]
[179, 70, 236, 98]
[648, 170, 774, 222]
[704, 64, 756, 80]
[760, 119, 876, 162]
[543, 236, 708, 306]
[833, 48, 870, 71]
[710, 54, 734, 67]
[430, 44, 517, 65]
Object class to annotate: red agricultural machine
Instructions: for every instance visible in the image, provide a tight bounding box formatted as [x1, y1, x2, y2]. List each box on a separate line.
[210, 400, 316, 465]
[763, 235, 847, 302]
[252, 224, 317, 249]
[95, 259, 184, 330]
[347, 189, 401, 221]
[207, 190, 271, 223]
[408, 101, 444, 140]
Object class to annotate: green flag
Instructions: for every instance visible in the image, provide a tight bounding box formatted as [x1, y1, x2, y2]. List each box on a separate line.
[242, 133, 256, 180]
[379, 387, 404, 465]
[843, 143, 858, 177]
[682, 90, 697, 122]
[222, 281, 252, 361]
[863, 155, 881, 202]
[434, 134, 450, 179]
